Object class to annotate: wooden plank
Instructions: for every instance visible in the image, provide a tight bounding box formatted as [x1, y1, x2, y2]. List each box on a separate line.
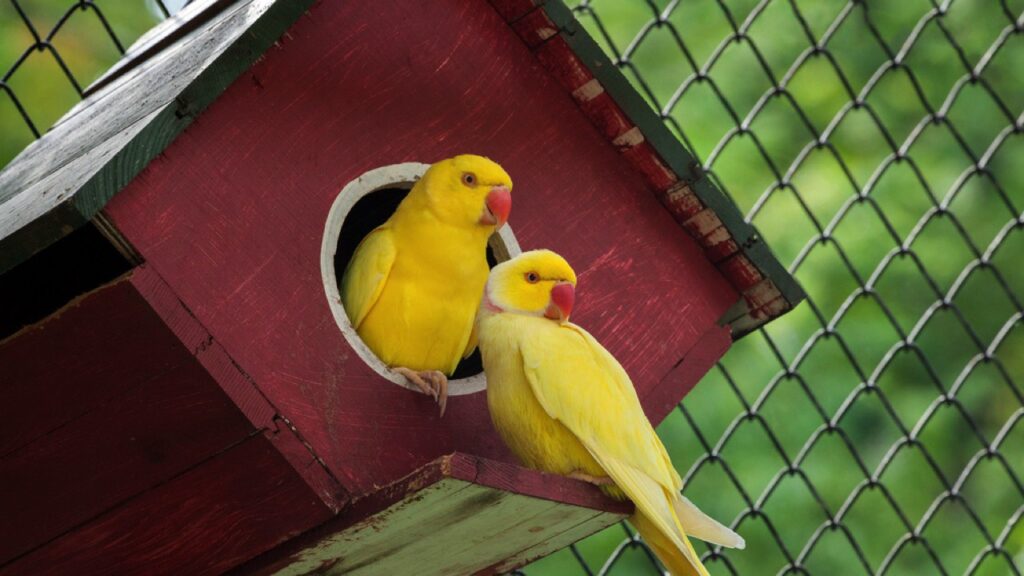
[236, 453, 631, 576]
[127, 265, 278, 428]
[1, 435, 332, 576]
[0, 0, 316, 274]
[104, 0, 740, 495]
[476, 510, 620, 575]
[127, 264, 348, 511]
[0, 277, 188, 457]
[0, 266, 342, 565]
[0, 355, 254, 565]
[84, 0, 239, 97]
[445, 453, 632, 513]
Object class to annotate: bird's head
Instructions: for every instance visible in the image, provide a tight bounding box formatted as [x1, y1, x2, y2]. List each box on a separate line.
[415, 154, 512, 231]
[484, 250, 577, 324]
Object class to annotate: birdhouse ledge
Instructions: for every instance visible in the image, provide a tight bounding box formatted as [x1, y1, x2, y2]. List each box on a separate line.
[237, 452, 633, 576]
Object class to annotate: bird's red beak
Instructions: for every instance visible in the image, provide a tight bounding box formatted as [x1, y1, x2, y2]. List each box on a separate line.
[544, 282, 575, 323]
[479, 186, 512, 228]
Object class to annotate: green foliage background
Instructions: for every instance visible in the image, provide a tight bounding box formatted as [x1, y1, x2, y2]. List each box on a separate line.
[0, 1, 162, 165]
[526, 1, 1024, 575]
[1, 1, 1021, 574]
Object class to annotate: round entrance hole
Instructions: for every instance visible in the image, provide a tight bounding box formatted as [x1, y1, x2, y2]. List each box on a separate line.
[321, 162, 521, 395]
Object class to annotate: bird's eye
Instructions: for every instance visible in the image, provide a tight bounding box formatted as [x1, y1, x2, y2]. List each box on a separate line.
[525, 272, 540, 284]
[461, 172, 477, 187]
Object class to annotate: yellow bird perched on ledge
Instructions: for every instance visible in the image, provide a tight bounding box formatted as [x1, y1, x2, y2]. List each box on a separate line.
[341, 154, 512, 416]
[478, 250, 744, 576]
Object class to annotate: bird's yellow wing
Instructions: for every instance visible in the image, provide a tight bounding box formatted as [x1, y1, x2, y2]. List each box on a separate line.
[518, 323, 680, 492]
[340, 226, 396, 330]
[462, 320, 479, 360]
[519, 323, 742, 558]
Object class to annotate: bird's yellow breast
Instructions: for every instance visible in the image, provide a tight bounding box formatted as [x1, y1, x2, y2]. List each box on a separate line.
[479, 314, 605, 478]
[357, 219, 489, 374]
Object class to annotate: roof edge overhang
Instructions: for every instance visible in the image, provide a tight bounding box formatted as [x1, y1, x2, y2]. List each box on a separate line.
[496, 0, 804, 337]
[0, 0, 803, 337]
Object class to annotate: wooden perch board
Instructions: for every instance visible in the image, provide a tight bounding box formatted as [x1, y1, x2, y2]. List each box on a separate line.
[237, 453, 634, 576]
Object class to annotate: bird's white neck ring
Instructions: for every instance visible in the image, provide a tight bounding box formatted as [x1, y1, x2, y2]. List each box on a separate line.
[482, 291, 504, 313]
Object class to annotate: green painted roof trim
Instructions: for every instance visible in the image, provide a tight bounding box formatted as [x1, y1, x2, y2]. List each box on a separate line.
[542, 0, 806, 314]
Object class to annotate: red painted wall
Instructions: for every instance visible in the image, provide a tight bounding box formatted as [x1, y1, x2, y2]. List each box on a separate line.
[106, 0, 738, 495]
[0, 275, 330, 572]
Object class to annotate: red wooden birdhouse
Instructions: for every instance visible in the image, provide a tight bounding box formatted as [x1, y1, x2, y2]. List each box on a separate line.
[0, 1, 803, 574]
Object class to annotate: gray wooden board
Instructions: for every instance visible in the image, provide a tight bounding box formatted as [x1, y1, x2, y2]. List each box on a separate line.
[84, 0, 238, 98]
[0, 0, 314, 274]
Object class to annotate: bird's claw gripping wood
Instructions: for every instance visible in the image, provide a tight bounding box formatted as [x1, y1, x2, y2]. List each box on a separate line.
[568, 471, 615, 486]
[393, 367, 448, 417]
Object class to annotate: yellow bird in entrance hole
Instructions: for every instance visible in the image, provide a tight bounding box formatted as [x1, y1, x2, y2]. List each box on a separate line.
[341, 155, 512, 416]
[478, 250, 744, 576]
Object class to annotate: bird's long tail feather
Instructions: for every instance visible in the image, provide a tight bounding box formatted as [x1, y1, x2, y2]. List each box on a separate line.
[589, 452, 743, 575]
[631, 509, 707, 576]
[673, 495, 746, 549]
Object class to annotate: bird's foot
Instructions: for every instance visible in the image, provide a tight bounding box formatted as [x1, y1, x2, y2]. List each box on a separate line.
[392, 367, 449, 417]
[569, 470, 614, 486]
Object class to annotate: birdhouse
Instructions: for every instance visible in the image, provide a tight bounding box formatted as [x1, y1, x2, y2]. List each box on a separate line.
[0, 1, 803, 574]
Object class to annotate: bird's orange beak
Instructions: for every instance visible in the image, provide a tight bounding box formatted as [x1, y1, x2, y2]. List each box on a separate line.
[544, 282, 575, 323]
[479, 186, 512, 228]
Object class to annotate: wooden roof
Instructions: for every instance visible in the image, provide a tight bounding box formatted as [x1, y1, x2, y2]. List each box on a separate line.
[0, 0, 803, 335]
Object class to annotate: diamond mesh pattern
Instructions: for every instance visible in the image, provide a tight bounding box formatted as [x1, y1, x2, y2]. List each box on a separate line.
[520, 1, 1024, 574]
[1, 1, 1021, 575]
[0, 0, 171, 167]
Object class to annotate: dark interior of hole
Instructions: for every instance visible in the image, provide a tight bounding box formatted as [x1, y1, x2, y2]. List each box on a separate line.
[334, 187, 497, 380]
[0, 221, 134, 340]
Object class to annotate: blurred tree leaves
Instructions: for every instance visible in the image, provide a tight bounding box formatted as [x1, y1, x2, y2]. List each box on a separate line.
[531, 0, 1024, 574]
[0, 0, 162, 167]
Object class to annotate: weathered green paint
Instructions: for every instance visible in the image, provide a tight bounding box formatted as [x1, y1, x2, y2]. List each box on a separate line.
[484, 505, 623, 574]
[265, 455, 630, 576]
[279, 481, 612, 576]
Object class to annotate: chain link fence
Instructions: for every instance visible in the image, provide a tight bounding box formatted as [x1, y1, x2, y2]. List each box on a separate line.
[0, 0, 173, 166]
[2, 1, 1022, 575]
[521, 1, 1024, 574]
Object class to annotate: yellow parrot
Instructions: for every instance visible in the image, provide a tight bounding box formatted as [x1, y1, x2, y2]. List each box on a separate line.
[478, 250, 744, 576]
[341, 155, 512, 416]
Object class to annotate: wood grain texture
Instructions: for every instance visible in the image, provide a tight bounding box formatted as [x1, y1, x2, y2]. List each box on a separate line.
[105, 0, 740, 496]
[128, 264, 348, 510]
[0, 270, 342, 569]
[85, 0, 239, 97]
[235, 453, 631, 576]
[2, 435, 331, 576]
[0, 0, 315, 274]
[473, 512, 620, 575]
[0, 277, 187, 457]
[0, 354, 254, 565]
